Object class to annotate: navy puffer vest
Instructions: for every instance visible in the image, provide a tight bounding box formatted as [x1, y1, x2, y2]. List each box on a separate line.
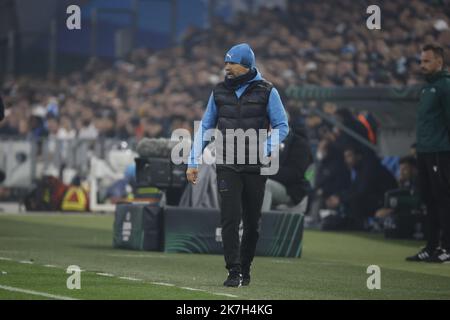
[213, 80, 273, 170]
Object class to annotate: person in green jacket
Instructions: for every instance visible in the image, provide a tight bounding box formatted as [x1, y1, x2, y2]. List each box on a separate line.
[406, 43, 450, 263]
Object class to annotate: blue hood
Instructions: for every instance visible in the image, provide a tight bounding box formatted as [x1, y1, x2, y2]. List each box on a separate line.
[234, 69, 264, 91]
[249, 70, 263, 82]
[225, 43, 256, 69]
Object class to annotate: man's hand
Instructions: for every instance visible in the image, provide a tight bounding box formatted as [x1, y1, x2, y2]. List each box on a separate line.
[186, 167, 199, 185]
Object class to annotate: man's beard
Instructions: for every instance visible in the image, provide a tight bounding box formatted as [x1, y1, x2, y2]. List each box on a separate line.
[225, 73, 235, 79]
[223, 68, 257, 90]
[419, 68, 434, 79]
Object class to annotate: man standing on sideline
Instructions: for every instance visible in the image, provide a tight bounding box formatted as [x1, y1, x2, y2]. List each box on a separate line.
[186, 43, 289, 286]
[406, 44, 450, 263]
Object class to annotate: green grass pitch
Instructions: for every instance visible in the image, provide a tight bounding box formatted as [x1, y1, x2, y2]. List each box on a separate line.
[0, 213, 449, 300]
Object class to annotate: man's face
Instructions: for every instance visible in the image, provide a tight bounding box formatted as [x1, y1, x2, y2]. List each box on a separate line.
[224, 62, 249, 79]
[399, 163, 417, 184]
[420, 50, 443, 75]
[47, 119, 59, 134]
[344, 149, 359, 169]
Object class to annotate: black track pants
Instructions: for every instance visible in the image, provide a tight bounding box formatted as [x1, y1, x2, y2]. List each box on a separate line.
[216, 167, 267, 272]
[417, 152, 450, 250]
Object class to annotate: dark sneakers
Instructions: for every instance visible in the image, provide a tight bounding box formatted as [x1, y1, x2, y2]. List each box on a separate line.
[405, 247, 434, 262]
[223, 271, 242, 287]
[427, 248, 450, 263]
[242, 272, 251, 286]
[241, 265, 251, 286]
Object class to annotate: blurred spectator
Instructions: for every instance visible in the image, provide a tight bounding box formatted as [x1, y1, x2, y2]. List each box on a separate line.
[307, 138, 352, 225]
[375, 156, 419, 221]
[46, 116, 59, 139]
[332, 108, 371, 154]
[262, 122, 313, 211]
[77, 119, 99, 140]
[29, 115, 47, 140]
[324, 145, 397, 230]
[57, 115, 76, 140]
[0, 117, 19, 136]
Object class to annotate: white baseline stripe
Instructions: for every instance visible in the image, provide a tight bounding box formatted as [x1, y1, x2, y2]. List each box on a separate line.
[0, 284, 78, 300]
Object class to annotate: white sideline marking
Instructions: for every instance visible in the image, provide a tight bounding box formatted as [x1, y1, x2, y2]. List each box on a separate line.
[271, 260, 294, 264]
[151, 282, 235, 298]
[179, 286, 238, 298]
[212, 292, 239, 298]
[106, 254, 167, 259]
[0, 284, 78, 300]
[0, 257, 12, 261]
[96, 273, 114, 277]
[118, 276, 142, 281]
[180, 287, 204, 292]
[151, 282, 175, 287]
[1, 258, 238, 299]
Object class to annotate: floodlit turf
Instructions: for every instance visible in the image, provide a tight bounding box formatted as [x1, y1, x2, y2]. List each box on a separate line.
[0, 213, 449, 300]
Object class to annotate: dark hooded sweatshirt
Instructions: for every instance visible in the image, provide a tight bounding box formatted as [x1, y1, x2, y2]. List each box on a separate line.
[271, 125, 313, 204]
[416, 70, 450, 153]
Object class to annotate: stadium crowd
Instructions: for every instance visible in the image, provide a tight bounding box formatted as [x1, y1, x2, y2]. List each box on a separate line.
[0, 0, 448, 232]
[1, 0, 449, 141]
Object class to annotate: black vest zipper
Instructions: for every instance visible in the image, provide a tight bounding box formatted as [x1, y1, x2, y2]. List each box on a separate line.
[236, 81, 259, 128]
